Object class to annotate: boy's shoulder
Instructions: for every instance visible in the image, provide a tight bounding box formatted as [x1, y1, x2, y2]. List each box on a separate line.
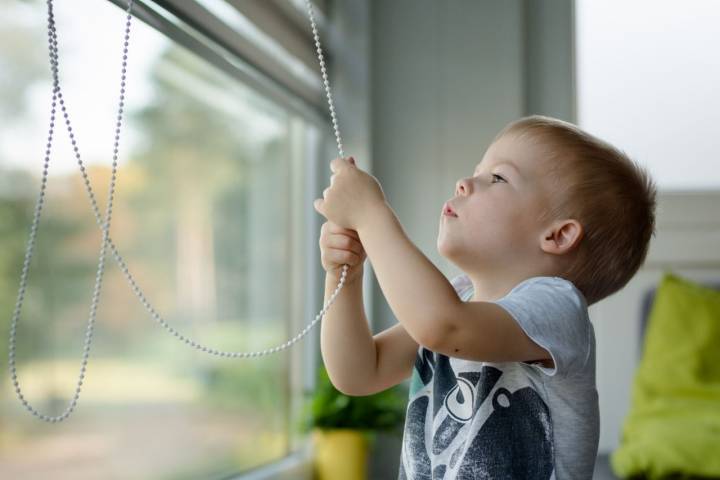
[451, 273, 587, 307]
[448, 272, 593, 379]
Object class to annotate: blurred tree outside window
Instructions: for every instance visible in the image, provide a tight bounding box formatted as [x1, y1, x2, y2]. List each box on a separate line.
[0, 0, 320, 478]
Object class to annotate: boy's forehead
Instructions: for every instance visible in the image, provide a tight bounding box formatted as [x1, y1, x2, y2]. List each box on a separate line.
[474, 158, 524, 178]
[476, 149, 527, 178]
[477, 136, 542, 178]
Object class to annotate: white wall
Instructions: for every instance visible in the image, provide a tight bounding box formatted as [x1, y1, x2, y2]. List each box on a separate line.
[368, 2, 526, 475]
[370, 0, 528, 326]
[576, 0, 720, 453]
[369, 0, 575, 359]
[576, 0, 720, 191]
[366, 0, 573, 474]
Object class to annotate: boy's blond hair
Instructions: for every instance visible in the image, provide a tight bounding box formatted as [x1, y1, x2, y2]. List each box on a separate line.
[494, 115, 657, 306]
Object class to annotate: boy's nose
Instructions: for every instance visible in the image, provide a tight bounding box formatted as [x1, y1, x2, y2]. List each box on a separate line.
[455, 178, 471, 196]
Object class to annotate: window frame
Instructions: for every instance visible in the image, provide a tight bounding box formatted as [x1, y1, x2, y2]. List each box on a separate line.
[106, 0, 333, 128]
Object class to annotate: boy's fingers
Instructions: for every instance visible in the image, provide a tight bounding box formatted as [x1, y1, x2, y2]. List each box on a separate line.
[327, 222, 360, 240]
[328, 248, 362, 266]
[329, 234, 364, 256]
[321, 234, 363, 256]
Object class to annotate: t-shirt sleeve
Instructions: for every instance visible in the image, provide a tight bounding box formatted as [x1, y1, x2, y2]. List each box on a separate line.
[450, 273, 473, 298]
[493, 277, 591, 379]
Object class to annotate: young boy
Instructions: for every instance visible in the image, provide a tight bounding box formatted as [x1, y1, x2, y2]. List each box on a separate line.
[313, 114, 657, 479]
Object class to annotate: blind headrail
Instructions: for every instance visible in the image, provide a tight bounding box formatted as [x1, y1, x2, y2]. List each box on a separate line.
[106, 0, 333, 125]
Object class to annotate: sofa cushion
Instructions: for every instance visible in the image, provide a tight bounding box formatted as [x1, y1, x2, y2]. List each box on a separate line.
[611, 271, 720, 479]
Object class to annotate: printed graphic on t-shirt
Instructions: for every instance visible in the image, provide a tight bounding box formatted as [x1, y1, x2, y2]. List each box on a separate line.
[399, 348, 554, 479]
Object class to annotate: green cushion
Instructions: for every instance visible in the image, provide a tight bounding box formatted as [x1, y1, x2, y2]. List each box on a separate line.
[611, 271, 720, 479]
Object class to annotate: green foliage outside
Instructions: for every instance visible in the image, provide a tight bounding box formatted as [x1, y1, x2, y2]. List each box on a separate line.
[298, 364, 408, 439]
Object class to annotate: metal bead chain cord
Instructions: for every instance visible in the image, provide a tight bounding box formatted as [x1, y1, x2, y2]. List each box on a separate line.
[8, 0, 350, 423]
[7, 0, 134, 424]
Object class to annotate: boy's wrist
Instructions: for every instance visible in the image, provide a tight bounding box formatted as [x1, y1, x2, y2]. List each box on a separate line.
[327, 264, 364, 285]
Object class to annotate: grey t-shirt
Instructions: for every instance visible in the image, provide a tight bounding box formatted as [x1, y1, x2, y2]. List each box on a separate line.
[398, 274, 599, 480]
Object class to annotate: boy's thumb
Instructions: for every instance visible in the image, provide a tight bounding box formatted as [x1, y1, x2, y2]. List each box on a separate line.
[313, 198, 323, 213]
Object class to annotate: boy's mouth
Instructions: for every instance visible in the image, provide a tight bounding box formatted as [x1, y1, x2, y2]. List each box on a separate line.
[443, 201, 458, 218]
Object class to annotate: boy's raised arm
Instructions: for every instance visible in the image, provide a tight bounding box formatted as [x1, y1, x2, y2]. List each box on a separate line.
[319, 268, 377, 395]
[357, 203, 460, 349]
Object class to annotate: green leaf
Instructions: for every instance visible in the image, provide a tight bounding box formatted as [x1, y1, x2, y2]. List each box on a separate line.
[297, 364, 408, 433]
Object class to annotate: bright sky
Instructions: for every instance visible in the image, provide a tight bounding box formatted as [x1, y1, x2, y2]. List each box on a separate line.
[1, 0, 166, 176]
[576, 0, 720, 191]
[1, 0, 286, 178]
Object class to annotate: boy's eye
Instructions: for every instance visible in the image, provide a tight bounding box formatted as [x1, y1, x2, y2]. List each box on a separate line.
[491, 174, 506, 183]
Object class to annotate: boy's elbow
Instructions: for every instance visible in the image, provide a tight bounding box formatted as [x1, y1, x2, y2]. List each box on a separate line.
[326, 373, 368, 397]
[330, 376, 383, 397]
[419, 309, 457, 352]
[334, 380, 377, 397]
[343, 389, 373, 397]
[334, 382, 359, 396]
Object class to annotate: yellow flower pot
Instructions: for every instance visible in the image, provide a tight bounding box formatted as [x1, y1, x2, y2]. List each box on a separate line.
[312, 428, 370, 480]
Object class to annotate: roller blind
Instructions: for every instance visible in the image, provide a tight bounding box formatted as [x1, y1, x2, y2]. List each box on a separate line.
[107, 0, 333, 122]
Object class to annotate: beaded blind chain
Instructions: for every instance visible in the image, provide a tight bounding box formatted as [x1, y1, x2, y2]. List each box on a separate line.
[8, 0, 350, 423]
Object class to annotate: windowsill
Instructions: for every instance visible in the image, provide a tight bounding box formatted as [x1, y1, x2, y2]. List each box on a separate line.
[226, 444, 314, 480]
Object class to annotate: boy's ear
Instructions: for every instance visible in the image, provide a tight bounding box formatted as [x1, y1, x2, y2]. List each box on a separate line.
[539, 219, 583, 255]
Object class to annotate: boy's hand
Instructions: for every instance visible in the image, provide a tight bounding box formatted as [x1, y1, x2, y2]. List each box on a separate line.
[319, 220, 367, 284]
[313, 157, 388, 231]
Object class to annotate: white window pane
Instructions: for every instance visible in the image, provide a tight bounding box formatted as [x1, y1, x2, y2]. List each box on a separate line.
[576, 0, 720, 191]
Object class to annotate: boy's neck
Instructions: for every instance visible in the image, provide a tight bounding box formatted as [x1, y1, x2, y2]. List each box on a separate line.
[467, 270, 549, 302]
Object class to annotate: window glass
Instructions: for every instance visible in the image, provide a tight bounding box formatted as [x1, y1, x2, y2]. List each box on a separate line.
[0, 0, 316, 477]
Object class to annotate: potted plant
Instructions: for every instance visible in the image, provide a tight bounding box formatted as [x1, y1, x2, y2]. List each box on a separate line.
[298, 364, 407, 480]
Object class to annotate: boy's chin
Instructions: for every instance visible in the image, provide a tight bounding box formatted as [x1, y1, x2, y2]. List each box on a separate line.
[437, 239, 460, 261]
[438, 241, 494, 269]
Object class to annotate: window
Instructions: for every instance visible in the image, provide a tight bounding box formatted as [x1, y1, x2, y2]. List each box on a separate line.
[0, 0, 329, 477]
[576, 0, 720, 191]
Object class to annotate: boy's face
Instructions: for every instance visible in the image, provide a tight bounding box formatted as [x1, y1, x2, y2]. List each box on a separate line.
[437, 133, 555, 272]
